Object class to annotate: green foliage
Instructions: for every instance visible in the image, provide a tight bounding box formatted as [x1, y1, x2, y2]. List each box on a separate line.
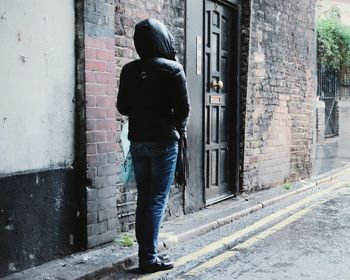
[317, 6, 350, 69]
[282, 182, 293, 191]
[117, 234, 134, 247]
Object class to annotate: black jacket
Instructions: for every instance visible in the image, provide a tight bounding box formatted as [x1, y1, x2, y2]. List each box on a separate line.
[117, 18, 190, 142]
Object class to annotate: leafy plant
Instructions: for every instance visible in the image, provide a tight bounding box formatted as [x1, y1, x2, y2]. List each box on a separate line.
[317, 6, 350, 70]
[282, 182, 293, 190]
[117, 234, 134, 247]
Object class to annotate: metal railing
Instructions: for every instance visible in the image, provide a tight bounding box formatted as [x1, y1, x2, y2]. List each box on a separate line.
[317, 65, 337, 137]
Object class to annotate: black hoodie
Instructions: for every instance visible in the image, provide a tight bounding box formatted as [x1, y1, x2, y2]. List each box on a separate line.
[117, 18, 190, 142]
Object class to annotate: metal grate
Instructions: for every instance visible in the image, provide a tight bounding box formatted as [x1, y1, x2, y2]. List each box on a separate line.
[317, 65, 337, 137]
[338, 66, 350, 99]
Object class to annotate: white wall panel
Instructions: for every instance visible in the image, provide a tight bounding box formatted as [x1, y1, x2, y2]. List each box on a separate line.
[0, 0, 75, 174]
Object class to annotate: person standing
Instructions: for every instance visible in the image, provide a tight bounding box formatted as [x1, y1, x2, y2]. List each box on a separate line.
[117, 18, 190, 273]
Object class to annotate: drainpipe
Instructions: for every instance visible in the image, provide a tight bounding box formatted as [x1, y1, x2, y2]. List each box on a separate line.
[311, 1, 318, 177]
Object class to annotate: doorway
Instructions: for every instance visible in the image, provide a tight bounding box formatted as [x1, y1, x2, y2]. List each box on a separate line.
[204, 0, 240, 205]
[185, 0, 241, 211]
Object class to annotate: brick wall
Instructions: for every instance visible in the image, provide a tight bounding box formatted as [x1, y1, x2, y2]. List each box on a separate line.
[239, 0, 252, 190]
[84, 0, 120, 248]
[243, 0, 317, 191]
[83, 0, 318, 243]
[115, 0, 185, 231]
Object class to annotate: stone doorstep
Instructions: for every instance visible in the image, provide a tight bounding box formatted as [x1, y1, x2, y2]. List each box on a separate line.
[4, 163, 350, 280]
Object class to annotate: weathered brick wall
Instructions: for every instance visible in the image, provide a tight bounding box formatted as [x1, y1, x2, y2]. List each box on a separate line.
[84, 0, 120, 248]
[115, 0, 185, 231]
[243, 0, 317, 191]
[239, 0, 252, 190]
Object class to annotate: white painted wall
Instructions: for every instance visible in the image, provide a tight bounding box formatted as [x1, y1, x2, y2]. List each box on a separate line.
[339, 100, 350, 140]
[0, 0, 75, 175]
[317, 0, 350, 26]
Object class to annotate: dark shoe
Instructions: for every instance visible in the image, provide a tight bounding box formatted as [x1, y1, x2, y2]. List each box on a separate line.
[139, 258, 174, 274]
[158, 254, 170, 261]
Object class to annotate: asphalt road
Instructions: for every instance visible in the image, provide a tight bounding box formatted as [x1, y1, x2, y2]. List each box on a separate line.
[187, 183, 350, 280]
[102, 174, 350, 280]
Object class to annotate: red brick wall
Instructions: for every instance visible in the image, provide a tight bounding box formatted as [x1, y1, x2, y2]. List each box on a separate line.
[85, 36, 120, 247]
[83, 0, 124, 248]
[85, 36, 117, 173]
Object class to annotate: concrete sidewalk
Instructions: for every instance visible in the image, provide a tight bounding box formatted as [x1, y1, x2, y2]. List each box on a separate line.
[313, 137, 350, 176]
[3, 164, 350, 280]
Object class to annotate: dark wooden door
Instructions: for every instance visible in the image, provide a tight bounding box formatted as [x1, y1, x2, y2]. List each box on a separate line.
[204, 0, 236, 204]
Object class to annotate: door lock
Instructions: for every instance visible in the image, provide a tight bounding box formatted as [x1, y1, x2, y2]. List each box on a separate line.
[211, 80, 224, 90]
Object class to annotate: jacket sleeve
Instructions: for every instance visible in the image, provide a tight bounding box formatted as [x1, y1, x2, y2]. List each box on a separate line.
[172, 65, 190, 131]
[117, 66, 130, 116]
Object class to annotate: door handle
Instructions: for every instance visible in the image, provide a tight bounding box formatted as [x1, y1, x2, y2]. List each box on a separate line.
[211, 80, 224, 90]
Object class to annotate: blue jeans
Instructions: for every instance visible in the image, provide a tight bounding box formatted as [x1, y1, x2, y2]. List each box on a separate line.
[130, 141, 178, 264]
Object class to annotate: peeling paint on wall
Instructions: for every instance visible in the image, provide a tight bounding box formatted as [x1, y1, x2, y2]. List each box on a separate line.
[18, 55, 27, 63]
[0, 12, 7, 20]
[17, 31, 22, 42]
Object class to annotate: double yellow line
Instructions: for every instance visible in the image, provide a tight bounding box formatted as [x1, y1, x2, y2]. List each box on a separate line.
[140, 181, 348, 280]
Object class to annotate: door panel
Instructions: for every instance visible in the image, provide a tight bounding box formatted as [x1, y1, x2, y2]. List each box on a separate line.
[204, 0, 235, 204]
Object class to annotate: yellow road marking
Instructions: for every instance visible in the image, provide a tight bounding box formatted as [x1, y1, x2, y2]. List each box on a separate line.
[183, 207, 312, 277]
[181, 186, 349, 278]
[139, 182, 348, 280]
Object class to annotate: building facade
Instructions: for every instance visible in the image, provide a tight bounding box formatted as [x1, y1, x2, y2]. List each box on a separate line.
[0, 0, 317, 276]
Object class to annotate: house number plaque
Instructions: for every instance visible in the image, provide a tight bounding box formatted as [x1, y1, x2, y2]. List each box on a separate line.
[210, 95, 222, 104]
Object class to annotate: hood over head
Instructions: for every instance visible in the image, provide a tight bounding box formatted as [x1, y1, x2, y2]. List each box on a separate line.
[134, 18, 176, 60]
